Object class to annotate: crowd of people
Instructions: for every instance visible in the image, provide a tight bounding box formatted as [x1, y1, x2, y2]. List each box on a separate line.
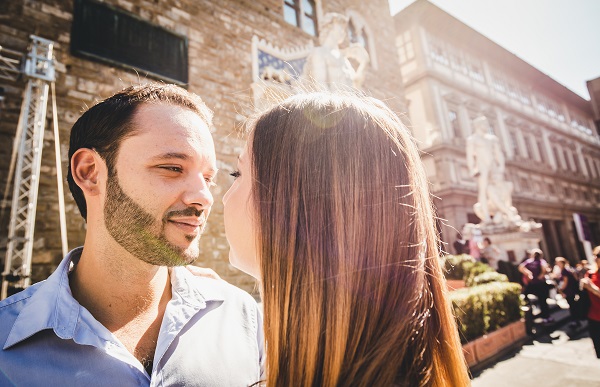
[454, 232, 600, 359]
[518, 246, 600, 359]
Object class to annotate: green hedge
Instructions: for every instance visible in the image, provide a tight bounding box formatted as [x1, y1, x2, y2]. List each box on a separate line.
[450, 282, 523, 343]
[443, 254, 495, 284]
[466, 271, 509, 287]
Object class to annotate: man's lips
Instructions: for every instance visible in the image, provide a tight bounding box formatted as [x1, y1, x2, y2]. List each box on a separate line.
[168, 218, 204, 233]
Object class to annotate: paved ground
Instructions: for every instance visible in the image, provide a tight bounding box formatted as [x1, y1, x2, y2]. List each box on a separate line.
[472, 312, 600, 386]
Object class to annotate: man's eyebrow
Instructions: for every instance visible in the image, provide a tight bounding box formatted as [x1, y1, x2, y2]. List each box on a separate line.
[150, 152, 189, 161]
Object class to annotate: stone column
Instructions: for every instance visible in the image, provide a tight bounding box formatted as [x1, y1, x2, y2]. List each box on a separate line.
[494, 107, 511, 156]
[542, 132, 557, 170]
[458, 103, 471, 137]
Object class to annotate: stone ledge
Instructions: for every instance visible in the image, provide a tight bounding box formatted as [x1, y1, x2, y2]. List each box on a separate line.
[463, 319, 528, 373]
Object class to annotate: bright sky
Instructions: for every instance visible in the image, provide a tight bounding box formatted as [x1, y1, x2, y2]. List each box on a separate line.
[389, 0, 600, 100]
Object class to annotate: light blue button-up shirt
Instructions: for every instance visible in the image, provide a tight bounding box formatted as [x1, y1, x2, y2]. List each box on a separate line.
[0, 247, 264, 386]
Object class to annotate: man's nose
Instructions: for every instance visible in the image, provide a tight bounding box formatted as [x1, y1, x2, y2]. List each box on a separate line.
[182, 174, 214, 209]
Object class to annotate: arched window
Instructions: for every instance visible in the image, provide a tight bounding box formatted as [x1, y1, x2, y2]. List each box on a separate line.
[348, 18, 369, 54]
[346, 11, 378, 69]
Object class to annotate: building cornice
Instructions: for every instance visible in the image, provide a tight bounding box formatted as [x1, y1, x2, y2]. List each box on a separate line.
[404, 69, 600, 147]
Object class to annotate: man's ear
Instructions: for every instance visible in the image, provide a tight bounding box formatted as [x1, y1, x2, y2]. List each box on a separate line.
[71, 148, 104, 196]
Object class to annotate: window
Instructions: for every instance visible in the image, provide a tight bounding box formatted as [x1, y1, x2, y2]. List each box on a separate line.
[348, 19, 368, 53]
[570, 116, 593, 136]
[571, 152, 580, 173]
[467, 60, 484, 82]
[536, 140, 546, 163]
[553, 146, 565, 169]
[520, 177, 531, 191]
[537, 102, 547, 114]
[449, 52, 468, 75]
[396, 31, 414, 62]
[428, 37, 449, 66]
[508, 130, 519, 157]
[71, 0, 188, 84]
[528, 137, 538, 160]
[523, 133, 534, 159]
[507, 84, 519, 100]
[583, 190, 590, 201]
[585, 157, 597, 177]
[284, 0, 318, 36]
[448, 109, 461, 138]
[492, 75, 507, 93]
[565, 150, 578, 172]
[519, 91, 531, 105]
[347, 12, 377, 69]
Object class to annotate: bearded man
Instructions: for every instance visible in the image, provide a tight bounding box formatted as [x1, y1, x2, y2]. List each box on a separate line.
[0, 84, 264, 386]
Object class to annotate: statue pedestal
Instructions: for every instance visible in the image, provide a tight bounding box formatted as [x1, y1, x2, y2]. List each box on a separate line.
[463, 220, 543, 268]
[483, 228, 543, 265]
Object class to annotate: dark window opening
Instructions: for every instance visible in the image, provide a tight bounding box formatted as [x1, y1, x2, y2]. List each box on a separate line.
[348, 19, 369, 53]
[448, 109, 461, 138]
[71, 0, 188, 84]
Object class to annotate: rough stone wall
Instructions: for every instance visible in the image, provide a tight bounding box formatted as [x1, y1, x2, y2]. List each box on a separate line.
[0, 0, 404, 295]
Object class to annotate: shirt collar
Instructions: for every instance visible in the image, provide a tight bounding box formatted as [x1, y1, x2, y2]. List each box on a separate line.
[4, 248, 226, 349]
[170, 265, 225, 305]
[4, 247, 83, 349]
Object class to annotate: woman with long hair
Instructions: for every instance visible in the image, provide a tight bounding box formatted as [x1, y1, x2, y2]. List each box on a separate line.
[223, 92, 469, 386]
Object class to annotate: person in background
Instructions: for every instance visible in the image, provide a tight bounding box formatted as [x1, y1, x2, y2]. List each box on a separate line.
[554, 257, 581, 328]
[453, 232, 469, 255]
[223, 92, 470, 386]
[580, 246, 600, 358]
[576, 260, 589, 281]
[519, 248, 553, 324]
[479, 237, 500, 269]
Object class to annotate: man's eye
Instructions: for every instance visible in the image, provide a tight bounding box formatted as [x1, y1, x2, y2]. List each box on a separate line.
[230, 170, 241, 178]
[160, 166, 183, 173]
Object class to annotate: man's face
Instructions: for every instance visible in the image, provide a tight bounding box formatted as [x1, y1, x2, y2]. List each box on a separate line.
[103, 103, 217, 266]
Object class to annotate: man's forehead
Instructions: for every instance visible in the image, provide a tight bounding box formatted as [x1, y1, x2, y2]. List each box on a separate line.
[129, 104, 212, 139]
[120, 104, 216, 163]
[132, 102, 208, 128]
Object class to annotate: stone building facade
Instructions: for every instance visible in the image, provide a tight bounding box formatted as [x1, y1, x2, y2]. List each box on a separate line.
[394, 0, 600, 263]
[0, 0, 405, 294]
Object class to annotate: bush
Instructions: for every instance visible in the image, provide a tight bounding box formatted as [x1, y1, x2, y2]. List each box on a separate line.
[443, 254, 494, 284]
[443, 254, 475, 280]
[466, 271, 508, 287]
[450, 282, 522, 343]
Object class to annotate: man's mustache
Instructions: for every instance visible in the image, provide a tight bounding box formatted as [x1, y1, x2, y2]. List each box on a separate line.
[164, 207, 203, 220]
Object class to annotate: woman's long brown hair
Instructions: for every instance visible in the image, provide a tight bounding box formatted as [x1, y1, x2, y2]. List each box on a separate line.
[251, 93, 469, 386]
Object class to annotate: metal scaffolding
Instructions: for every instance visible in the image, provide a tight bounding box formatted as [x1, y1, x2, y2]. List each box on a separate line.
[2, 36, 56, 299]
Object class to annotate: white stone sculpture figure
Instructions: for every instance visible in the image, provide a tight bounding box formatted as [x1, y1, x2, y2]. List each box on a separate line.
[301, 13, 369, 90]
[466, 116, 507, 224]
[474, 170, 522, 227]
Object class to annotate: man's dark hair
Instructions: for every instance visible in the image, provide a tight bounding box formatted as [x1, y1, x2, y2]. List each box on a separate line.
[67, 83, 213, 220]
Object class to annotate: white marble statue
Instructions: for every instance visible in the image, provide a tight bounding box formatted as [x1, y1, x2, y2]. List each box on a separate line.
[474, 170, 522, 227]
[466, 116, 507, 224]
[301, 13, 369, 90]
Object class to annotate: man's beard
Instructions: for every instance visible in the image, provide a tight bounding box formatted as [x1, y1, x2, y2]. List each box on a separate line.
[103, 173, 204, 266]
